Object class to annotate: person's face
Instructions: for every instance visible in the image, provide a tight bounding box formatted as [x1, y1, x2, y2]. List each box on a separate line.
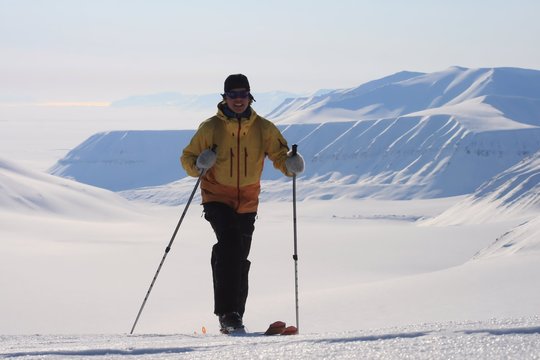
[225, 88, 250, 114]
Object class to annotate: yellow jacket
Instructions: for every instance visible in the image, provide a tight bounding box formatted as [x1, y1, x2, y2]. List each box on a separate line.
[181, 103, 291, 213]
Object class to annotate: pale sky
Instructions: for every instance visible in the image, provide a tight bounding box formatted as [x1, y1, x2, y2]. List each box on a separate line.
[1, 0, 539, 103]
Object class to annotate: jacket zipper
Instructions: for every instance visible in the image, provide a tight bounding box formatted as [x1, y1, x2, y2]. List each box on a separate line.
[230, 148, 234, 177]
[244, 147, 248, 177]
[236, 119, 241, 208]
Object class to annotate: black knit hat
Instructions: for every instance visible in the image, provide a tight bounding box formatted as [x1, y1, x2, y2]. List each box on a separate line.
[224, 74, 250, 92]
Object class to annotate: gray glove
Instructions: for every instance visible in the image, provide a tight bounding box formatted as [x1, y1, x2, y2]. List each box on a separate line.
[196, 148, 217, 171]
[285, 151, 305, 175]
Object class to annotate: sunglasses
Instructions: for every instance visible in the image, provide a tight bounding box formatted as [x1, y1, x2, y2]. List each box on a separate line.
[225, 90, 250, 99]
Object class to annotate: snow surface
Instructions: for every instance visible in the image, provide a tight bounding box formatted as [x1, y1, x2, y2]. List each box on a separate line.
[1, 318, 540, 359]
[427, 149, 540, 225]
[2, 179, 540, 358]
[0, 158, 144, 219]
[2, 158, 540, 356]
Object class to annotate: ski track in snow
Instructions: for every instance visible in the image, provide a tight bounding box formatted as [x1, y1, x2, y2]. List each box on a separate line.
[1, 318, 539, 359]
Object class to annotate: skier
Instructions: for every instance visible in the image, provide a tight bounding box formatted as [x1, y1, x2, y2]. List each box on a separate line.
[181, 74, 304, 334]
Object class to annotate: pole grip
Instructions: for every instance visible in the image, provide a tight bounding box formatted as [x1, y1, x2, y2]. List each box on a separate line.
[291, 144, 298, 156]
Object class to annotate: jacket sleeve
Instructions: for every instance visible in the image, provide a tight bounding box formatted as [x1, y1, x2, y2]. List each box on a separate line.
[263, 120, 293, 177]
[181, 120, 214, 177]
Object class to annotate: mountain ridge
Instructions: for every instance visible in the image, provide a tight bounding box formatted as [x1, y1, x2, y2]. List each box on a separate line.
[48, 66, 540, 213]
[270, 66, 540, 125]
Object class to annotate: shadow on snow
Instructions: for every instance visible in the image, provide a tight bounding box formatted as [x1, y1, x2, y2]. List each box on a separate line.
[1, 346, 197, 358]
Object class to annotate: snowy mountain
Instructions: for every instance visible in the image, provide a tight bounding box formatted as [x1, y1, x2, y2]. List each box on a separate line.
[49, 67, 540, 202]
[49, 130, 194, 191]
[473, 214, 540, 259]
[266, 70, 425, 122]
[269, 66, 540, 124]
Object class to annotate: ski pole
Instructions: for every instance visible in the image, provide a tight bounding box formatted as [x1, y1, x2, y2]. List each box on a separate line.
[130, 146, 215, 335]
[291, 144, 300, 333]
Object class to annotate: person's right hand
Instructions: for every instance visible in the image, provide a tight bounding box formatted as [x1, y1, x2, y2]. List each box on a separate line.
[196, 148, 217, 172]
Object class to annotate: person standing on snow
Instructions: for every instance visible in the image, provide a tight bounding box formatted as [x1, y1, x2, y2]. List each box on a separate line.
[181, 74, 305, 334]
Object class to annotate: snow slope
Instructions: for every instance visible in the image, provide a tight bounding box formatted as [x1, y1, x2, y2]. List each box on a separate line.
[0, 157, 142, 219]
[426, 149, 540, 225]
[3, 148, 540, 359]
[1, 192, 539, 358]
[474, 214, 540, 260]
[0, 164, 535, 334]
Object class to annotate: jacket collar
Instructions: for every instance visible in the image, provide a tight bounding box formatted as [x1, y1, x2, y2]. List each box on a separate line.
[216, 101, 258, 124]
[218, 101, 252, 120]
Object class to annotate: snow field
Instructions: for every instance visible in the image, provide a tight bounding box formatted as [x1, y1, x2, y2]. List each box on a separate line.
[1, 318, 539, 359]
[1, 196, 537, 336]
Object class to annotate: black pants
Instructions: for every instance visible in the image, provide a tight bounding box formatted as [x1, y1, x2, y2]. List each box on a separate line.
[203, 202, 256, 317]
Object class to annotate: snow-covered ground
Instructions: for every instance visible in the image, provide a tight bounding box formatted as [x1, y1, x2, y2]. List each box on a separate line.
[2, 318, 540, 359]
[1, 163, 539, 358]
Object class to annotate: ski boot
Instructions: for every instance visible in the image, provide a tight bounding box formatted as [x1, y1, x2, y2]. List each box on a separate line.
[218, 312, 246, 335]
